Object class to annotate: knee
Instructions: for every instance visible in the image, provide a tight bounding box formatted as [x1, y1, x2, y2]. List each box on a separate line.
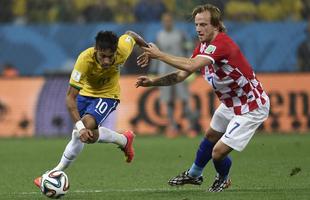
[205, 129, 222, 143]
[81, 115, 97, 130]
[212, 147, 225, 161]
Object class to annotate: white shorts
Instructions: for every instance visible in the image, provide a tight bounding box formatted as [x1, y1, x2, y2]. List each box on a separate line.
[210, 98, 270, 151]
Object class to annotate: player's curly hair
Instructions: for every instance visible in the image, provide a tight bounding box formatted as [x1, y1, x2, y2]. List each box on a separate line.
[192, 4, 226, 33]
[95, 31, 119, 52]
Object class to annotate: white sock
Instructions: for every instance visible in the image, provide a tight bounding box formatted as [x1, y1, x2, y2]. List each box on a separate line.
[97, 126, 127, 147]
[53, 129, 84, 171]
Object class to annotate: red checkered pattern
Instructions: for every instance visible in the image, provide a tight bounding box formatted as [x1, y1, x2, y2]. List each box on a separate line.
[192, 33, 268, 115]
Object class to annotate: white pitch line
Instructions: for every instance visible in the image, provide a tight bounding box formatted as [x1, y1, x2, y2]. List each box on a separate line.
[14, 187, 204, 195]
[74, 188, 204, 193]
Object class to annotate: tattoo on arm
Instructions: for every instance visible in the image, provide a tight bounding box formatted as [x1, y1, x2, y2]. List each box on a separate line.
[154, 73, 179, 86]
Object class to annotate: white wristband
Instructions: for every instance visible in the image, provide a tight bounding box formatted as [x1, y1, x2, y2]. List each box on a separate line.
[75, 120, 86, 132]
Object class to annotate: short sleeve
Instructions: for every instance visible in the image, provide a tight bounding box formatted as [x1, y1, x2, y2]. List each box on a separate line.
[118, 34, 136, 60]
[202, 39, 228, 64]
[69, 52, 89, 89]
[191, 44, 201, 58]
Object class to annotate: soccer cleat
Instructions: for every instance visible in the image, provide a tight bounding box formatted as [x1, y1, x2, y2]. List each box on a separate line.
[121, 130, 135, 163]
[168, 170, 203, 186]
[33, 176, 42, 188]
[208, 174, 231, 192]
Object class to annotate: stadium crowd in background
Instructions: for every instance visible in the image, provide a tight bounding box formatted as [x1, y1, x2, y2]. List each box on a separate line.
[0, 0, 308, 24]
[297, 16, 310, 72]
[0, 0, 309, 76]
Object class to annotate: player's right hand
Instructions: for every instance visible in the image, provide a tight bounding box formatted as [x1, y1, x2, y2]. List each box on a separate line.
[79, 129, 94, 143]
[141, 43, 161, 60]
[137, 52, 150, 68]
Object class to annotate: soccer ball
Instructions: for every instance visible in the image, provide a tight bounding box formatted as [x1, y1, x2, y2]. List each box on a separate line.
[40, 170, 70, 199]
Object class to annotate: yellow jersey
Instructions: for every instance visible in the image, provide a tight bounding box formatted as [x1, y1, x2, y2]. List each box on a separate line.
[69, 34, 136, 99]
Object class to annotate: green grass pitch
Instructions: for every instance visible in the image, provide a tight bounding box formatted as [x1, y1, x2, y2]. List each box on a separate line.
[0, 133, 309, 200]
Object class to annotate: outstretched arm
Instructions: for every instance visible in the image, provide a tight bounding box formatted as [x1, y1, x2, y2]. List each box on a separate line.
[140, 43, 211, 73]
[136, 70, 191, 88]
[125, 30, 149, 48]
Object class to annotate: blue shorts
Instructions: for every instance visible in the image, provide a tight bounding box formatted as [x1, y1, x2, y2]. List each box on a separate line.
[77, 95, 119, 126]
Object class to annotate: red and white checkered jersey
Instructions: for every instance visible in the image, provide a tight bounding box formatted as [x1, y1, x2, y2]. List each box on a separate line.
[192, 32, 268, 115]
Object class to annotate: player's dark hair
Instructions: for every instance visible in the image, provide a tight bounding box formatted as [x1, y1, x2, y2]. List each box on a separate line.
[192, 4, 226, 33]
[95, 31, 119, 52]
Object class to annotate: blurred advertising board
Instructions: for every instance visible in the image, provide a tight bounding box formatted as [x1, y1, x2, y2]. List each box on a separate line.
[0, 77, 44, 137]
[118, 74, 310, 134]
[0, 74, 309, 137]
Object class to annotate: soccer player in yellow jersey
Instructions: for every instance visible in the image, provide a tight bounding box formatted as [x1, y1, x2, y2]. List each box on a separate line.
[34, 30, 148, 188]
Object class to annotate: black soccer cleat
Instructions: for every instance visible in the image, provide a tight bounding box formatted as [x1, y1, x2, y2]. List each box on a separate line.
[168, 170, 203, 186]
[208, 174, 231, 192]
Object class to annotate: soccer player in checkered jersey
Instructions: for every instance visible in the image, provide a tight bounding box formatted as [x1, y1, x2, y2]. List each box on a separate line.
[136, 4, 270, 192]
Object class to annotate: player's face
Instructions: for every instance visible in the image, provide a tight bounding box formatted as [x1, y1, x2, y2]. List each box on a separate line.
[95, 49, 116, 68]
[195, 11, 217, 43]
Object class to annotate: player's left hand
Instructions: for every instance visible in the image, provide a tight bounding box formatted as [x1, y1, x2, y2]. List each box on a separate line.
[135, 76, 153, 88]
